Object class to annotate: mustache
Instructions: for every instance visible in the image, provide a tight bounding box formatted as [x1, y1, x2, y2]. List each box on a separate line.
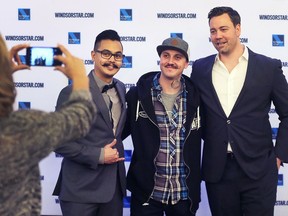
[102, 62, 119, 69]
[165, 63, 178, 69]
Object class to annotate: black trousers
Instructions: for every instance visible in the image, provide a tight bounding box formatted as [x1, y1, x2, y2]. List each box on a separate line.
[130, 195, 196, 216]
[205, 153, 278, 216]
[60, 179, 123, 216]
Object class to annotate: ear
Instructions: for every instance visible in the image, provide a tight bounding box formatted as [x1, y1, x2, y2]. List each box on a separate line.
[184, 61, 189, 69]
[236, 24, 241, 37]
[91, 50, 95, 59]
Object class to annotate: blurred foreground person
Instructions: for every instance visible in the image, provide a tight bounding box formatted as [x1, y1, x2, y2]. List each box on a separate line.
[0, 34, 95, 216]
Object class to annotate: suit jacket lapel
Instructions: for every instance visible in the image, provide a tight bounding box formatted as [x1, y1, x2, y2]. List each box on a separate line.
[88, 72, 113, 130]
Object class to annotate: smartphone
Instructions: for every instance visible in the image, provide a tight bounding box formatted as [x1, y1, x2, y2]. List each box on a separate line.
[26, 46, 62, 66]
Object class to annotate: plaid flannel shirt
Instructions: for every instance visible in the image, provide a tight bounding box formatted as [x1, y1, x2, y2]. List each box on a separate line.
[150, 73, 189, 205]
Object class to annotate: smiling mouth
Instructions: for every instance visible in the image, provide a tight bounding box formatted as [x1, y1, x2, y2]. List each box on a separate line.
[216, 41, 226, 46]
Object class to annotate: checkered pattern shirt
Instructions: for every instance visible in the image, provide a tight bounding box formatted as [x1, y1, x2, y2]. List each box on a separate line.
[150, 73, 189, 205]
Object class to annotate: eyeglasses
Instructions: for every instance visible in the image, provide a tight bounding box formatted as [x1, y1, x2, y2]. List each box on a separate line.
[95, 49, 125, 61]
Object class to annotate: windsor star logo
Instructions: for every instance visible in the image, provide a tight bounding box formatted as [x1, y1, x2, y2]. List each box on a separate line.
[18, 8, 30, 21]
[170, 33, 183, 39]
[18, 102, 31, 110]
[68, 32, 81, 44]
[272, 34, 284, 47]
[120, 9, 132, 21]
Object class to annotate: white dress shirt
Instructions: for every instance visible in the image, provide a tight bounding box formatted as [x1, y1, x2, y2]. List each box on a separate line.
[212, 46, 249, 152]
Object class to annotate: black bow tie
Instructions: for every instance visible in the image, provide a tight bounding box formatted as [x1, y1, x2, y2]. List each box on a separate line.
[102, 81, 117, 93]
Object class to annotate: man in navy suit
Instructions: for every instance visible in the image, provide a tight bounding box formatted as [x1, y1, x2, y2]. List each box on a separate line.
[191, 6, 288, 216]
[53, 29, 127, 216]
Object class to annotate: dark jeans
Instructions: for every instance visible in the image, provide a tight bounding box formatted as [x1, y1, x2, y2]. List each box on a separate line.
[130, 195, 196, 216]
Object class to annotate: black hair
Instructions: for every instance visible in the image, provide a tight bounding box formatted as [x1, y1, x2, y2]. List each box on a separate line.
[208, 6, 241, 27]
[93, 29, 122, 51]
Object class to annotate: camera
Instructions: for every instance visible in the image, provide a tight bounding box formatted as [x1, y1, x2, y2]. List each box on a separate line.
[26, 46, 62, 66]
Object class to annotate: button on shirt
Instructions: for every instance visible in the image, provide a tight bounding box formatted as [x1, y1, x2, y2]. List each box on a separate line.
[212, 46, 249, 152]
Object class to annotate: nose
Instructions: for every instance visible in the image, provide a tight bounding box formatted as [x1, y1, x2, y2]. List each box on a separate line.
[167, 56, 174, 63]
[108, 55, 115, 62]
[214, 30, 223, 39]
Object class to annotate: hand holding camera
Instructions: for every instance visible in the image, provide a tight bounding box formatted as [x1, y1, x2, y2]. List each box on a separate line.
[26, 46, 62, 67]
[9, 43, 88, 91]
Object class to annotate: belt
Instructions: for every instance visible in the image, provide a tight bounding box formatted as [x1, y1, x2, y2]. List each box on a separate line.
[227, 152, 235, 160]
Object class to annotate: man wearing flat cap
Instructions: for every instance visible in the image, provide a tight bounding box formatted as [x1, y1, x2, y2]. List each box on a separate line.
[122, 37, 202, 216]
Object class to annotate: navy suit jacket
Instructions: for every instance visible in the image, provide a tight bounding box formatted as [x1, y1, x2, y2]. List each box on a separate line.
[191, 48, 288, 182]
[53, 71, 127, 203]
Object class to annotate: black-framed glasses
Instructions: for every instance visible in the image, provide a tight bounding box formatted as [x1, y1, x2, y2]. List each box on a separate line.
[95, 49, 125, 61]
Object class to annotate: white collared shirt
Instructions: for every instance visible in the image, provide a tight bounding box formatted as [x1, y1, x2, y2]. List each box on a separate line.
[212, 46, 249, 152]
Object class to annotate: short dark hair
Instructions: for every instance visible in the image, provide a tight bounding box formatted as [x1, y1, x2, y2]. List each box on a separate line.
[93, 29, 122, 51]
[208, 6, 241, 27]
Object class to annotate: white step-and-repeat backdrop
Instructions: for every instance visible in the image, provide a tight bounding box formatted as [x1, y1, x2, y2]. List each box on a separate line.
[1, 0, 288, 215]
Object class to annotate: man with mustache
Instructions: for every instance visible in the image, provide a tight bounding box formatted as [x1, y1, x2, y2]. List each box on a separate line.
[53, 29, 127, 216]
[122, 37, 202, 216]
